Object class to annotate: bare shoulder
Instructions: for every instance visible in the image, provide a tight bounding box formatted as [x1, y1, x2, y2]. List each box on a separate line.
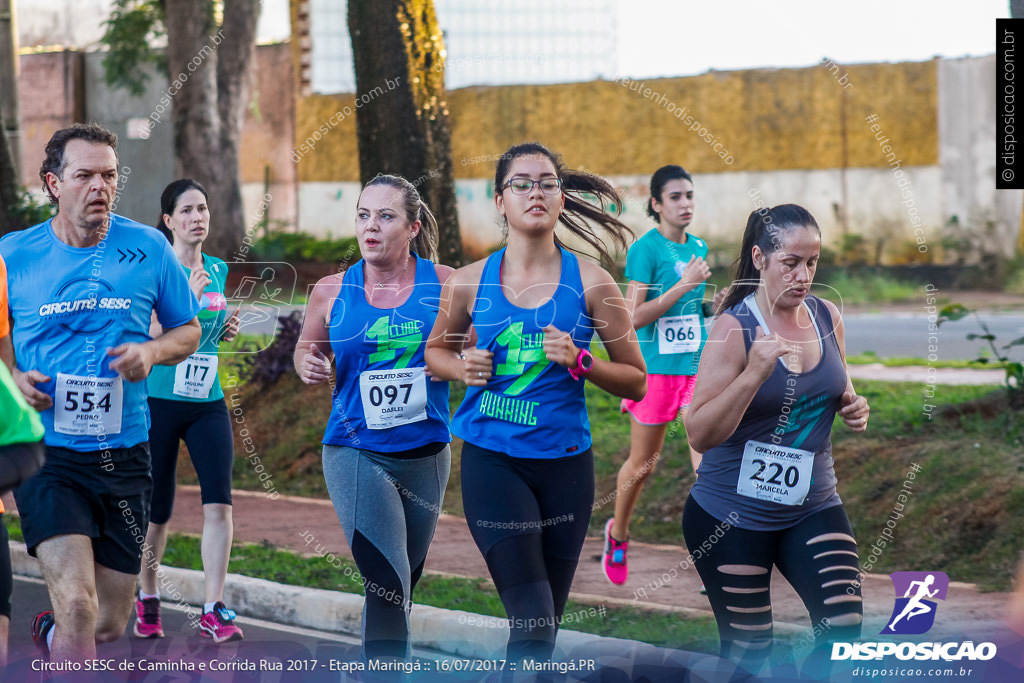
[310, 272, 344, 300]
[707, 311, 744, 343]
[577, 259, 618, 291]
[433, 263, 456, 284]
[818, 297, 844, 330]
[448, 258, 486, 288]
[819, 296, 842, 319]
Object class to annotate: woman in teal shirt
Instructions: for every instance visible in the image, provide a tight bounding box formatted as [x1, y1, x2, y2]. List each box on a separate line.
[137, 179, 243, 643]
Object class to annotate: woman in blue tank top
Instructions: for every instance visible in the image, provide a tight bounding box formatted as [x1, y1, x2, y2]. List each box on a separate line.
[683, 204, 870, 676]
[426, 142, 646, 667]
[293, 175, 454, 664]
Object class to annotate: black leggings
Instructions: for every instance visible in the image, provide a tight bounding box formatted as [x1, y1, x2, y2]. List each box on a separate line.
[461, 443, 593, 665]
[682, 495, 863, 670]
[148, 397, 234, 524]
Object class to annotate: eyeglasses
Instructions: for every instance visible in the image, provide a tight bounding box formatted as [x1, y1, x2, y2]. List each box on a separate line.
[503, 177, 562, 195]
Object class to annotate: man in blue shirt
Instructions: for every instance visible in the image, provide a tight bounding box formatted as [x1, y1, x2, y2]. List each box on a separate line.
[0, 123, 200, 662]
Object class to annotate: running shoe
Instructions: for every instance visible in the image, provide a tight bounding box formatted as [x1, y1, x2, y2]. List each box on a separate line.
[30, 610, 55, 655]
[602, 518, 629, 585]
[133, 597, 164, 638]
[199, 602, 244, 643]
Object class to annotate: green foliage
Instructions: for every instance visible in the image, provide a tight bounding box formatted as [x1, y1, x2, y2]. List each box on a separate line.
[100, 1, 167, 95]
[237, 310, 303, 388]
[5, 191, 56, 229]
[837, 233, 869, 265]
[251, 232, 360, 265]
[939, 303, 1024, 405]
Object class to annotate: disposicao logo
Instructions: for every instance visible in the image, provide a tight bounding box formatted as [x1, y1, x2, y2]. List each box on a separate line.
[881, 571, 948, 635]
[832, 570, 997, 664]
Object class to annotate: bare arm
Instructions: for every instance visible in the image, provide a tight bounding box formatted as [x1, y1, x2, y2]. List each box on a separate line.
[563, 266, 645, 400]
[684, 315, 792, 452]
[626, 256, 711, 329]
[0, 333, 11, 371]
[425, 265, 491, 386]
[294, 275, 341, 384]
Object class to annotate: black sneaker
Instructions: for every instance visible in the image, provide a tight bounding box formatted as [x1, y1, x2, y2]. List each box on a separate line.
[31, 610, 55, 655]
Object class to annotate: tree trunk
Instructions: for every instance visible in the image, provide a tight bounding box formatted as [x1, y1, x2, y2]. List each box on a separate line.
[0, 0, 20, 236]
[348, 0, 463, 266]
[163, 0, 258, 259]
[0, 128, 18, 236]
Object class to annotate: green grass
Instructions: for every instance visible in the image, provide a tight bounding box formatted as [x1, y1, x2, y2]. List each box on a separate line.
[816, 272, 919, 306]
[846, 351, 1006, 369]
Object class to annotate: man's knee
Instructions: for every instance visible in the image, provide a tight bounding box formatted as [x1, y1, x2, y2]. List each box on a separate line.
[95, 622, 126, 644]
[56, 593, 99, 626]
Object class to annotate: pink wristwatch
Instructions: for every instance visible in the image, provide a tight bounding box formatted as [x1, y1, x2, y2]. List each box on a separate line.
[568, 348, 594, 381]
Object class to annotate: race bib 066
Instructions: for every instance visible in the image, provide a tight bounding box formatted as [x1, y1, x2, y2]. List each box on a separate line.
[657, 314, 700, 354]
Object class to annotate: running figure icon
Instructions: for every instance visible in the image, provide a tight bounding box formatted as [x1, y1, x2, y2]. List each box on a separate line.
[888, 574, 939, 631]
[882, 571, 949, 635]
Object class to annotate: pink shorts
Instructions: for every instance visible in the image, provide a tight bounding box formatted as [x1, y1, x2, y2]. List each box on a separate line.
[620, 374, 697, 425]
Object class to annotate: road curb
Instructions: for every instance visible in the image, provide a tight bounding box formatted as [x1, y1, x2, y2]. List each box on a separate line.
[9, 542, 743, 670]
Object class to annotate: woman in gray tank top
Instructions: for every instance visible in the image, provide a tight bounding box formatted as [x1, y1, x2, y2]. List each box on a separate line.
[682, 204, 870, 676]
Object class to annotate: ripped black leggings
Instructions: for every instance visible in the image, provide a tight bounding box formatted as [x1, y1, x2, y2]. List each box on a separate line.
[682, 494, 863, 669]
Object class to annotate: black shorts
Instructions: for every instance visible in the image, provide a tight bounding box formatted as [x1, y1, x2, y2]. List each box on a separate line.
[0, 515, 10, 618]
[14, 443, 152, 575]
[148, 397, 234, 525]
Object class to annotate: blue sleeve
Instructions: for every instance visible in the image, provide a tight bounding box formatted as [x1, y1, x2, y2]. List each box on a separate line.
[153, 239, 200, 328]
[624, 236, 654, 284]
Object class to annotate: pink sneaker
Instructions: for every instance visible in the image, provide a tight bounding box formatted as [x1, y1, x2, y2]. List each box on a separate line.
[602, 518, 629, 585]
[199, 602, 244, 643]
[133, 597, 164, 639]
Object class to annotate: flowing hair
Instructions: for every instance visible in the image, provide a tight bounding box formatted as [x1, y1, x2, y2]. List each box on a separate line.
[493, 142, 632, 269]
[364, 174, 440, 262]
[720, 203, 820, 313]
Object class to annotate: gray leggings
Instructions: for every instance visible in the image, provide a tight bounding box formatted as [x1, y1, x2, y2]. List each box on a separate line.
[322, 444, 451, 661]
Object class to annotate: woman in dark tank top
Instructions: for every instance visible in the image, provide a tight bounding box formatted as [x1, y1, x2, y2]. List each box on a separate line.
[683, 204, 871, 677]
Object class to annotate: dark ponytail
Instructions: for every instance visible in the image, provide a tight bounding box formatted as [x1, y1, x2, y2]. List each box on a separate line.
[720, 203, 820, 313]
[157, 178, 209, 243]
[494, 142, 632, 270]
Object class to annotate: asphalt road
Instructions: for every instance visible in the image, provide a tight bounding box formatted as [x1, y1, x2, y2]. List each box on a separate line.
[842, 312, 1024, 361]
[235, 304, 1024, 363]
[3, 577, 480, 683]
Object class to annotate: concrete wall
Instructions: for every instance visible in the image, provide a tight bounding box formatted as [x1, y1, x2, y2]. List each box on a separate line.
[291, 58, 959, 261]
[17, 50, 83, 190]
[938, 56, 1023, 257]
[81, 53, 175, 225]
[16, 44, 296, 230]
[294, 166, 942, 262]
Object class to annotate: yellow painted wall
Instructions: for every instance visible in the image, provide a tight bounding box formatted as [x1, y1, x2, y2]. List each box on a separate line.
[293, 59, 938, 182]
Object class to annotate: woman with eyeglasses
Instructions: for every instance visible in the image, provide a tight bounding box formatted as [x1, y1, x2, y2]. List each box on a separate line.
[426, 142, 646, 667]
